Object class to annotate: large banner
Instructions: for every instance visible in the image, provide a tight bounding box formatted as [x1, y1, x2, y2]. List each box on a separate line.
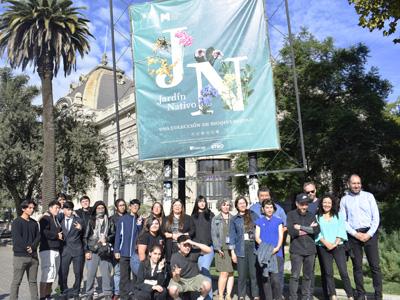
[130, 0, 280, 160]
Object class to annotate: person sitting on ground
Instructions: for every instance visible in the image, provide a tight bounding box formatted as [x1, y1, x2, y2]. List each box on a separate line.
[131, 245, 168, 300]
[168, 235, 212, 300]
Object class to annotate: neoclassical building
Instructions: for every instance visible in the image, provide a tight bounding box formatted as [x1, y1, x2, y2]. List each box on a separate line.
[57, 56, 233, 212]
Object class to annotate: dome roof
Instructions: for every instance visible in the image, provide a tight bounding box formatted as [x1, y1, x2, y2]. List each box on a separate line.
[58, 56, 134, 110]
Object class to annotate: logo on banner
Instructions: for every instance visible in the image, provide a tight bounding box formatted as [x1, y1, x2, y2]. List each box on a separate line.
[146, 27, 254, 116]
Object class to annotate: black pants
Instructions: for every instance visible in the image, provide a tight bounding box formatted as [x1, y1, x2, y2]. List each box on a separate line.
[261, 256, 283, 300]
[120, 256, 137, 300]
[60, 253, 83, 296]
[349, 233, 382, 300]
[317, 245, 353, 297]
[237, 241, 259, 299]
[289, 253, 314, 300]
[131, 287, 167, 300]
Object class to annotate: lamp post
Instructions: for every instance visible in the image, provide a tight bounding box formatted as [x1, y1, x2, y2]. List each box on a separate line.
[112, 180, 118, 203]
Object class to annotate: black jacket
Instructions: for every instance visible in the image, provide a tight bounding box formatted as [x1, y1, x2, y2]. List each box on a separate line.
[287, 209, 320, 256]
[61, 215, 84, 257]
[134, 260, 167, 293]
[11, 217, 40, 257]
[163, 214, 196, 262]
[39, 214, 62, 251]
[83, 201, 115, 258]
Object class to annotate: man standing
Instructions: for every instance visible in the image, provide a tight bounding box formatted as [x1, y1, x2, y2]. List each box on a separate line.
[60, 201, 84, 300]
[303, 181, 327, 299]
[168, 235, 212, 300]
[75, 195, 92, 231]
[39, 200, 62, 300]
[250, 186, 287, 295]
[10, 199, 40, 300]
[287, 193, 320, 300]
[110, 199, 127, 300]
[303, 182, 319, 216]
[340, 174, 382, 300]
[114, 199, 143, 300]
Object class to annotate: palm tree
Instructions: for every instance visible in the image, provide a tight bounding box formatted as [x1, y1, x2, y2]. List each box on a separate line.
[0, 0, 93, 207]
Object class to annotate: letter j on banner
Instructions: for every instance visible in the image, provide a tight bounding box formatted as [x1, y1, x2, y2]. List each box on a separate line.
[130, 0, 280, 160]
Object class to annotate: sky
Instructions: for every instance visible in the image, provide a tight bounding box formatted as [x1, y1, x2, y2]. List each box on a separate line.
[0, 0, 399, 104]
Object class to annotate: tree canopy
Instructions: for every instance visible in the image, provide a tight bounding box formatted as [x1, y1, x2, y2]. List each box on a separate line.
[234, 30, 400, 203]
[349, 0, 400, 43]
[0, 67, 108, 211]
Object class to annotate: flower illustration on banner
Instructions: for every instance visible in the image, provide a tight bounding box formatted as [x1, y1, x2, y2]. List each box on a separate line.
[175, 31, 193, 47]
[147, 31, 192, 84]
[199, 85, 219, 114]
[194, 47, 223, 66]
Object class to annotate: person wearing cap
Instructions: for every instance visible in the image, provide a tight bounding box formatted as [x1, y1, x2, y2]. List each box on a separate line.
[168, 235, 212, 300]
[287, 193, 320, 300]
[114, 199, 143, 300]
[340, 174, 382, 300]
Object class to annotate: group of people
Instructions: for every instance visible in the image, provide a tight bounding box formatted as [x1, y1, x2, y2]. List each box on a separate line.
[10, 174, 382, 300]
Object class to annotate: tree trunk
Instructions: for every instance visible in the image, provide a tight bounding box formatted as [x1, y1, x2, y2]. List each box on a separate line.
[38, 57, 56, 208]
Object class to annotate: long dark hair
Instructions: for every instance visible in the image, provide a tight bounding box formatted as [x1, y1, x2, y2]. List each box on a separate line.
[166, 199, 185, 232]
[317, 194, 339, 218]
[138, 216, 160, 241]
[144, 244, 164, 269]
[191, 195, 212, 221]
[235, 196, 253, 231]
[151, 201, 165, 218]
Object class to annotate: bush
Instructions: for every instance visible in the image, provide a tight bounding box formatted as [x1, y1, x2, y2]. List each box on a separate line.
[378, 230, 400, 282]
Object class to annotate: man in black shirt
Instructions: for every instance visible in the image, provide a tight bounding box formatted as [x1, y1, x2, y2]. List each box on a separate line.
[287, 193, 320, 300]
[168, 235, 212, 300]
[10, 199, 40, 300]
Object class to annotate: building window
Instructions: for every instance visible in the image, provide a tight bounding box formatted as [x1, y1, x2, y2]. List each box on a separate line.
[197, 159, 232, 203]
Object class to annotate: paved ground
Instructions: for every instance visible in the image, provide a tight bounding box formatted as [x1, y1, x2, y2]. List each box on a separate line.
[0, 242, 399, 300]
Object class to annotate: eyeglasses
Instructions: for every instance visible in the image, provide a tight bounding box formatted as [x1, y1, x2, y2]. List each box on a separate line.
[305, 190, 316, 194]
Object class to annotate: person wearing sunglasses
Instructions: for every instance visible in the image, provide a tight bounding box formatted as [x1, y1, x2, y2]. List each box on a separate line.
[303, 182, 319, 216]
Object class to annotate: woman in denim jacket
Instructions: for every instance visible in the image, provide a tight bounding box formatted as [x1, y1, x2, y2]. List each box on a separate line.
[211, 199, 234, 300]
[229, 196, 259, 300]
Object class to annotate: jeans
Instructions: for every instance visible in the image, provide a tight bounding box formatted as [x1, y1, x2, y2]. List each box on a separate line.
[317, 245, 353, 297]
[10, 256, 39, 300]
[86, 253, 113, 296]
[198, 246, 214, 298]
[349, 233, 382, 300]
[113, 260, 121, 295]
[289, 253, 315, 300]
[237, 241, 259, 299]
[262, 256, 283, 300]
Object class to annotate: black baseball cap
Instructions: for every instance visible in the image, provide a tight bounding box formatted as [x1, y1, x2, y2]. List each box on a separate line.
[129, 199, 141, 206]
[296, 193, 310, 204]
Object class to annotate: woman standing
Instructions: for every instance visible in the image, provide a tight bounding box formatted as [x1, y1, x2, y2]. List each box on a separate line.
[316, 194, 354, 300]
[132, 245, 167, 300]
[211, 199, 234, 300]
[151, 201, 165, 230]
[163, 199, 195, 262]
[192, 196, 215, 298]
[137, 217, 165, 261]
[255, 200, 284, 300]
[229, 196, 259, 300]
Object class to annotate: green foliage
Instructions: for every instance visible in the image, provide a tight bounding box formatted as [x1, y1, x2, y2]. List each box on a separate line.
[0, 67, 109, 210]
[0, 67, 41, 210]
[233, 30, 400, 202]
[55, 108, 109, 195]
[349, 0, 400, 43]
[378, 230, 400, 282]
[0, 0, 93, 76]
